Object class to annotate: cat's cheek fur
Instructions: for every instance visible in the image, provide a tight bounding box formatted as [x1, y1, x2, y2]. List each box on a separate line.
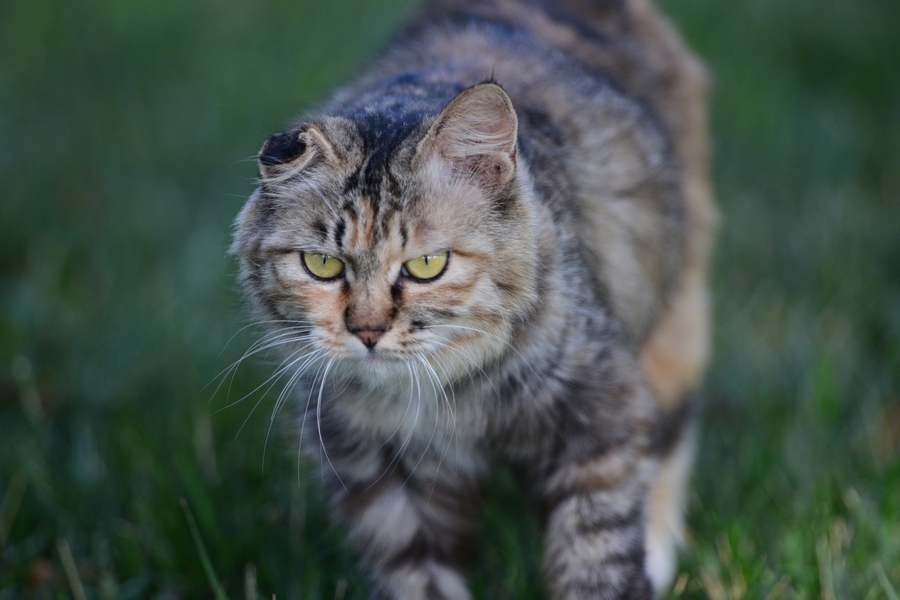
[266, 256, 351, 349]
[418, 163, 541, 323]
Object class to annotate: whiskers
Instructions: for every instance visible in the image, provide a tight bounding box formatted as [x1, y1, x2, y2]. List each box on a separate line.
[315, 358, 342, 488]
[207, 320, 500, 497]
[353, 351, 462, 496]
[207, 321, 327, 471]
[414, 351, 459, 498]
[421, 322, 542, 389]
[206, 320, 317, 408]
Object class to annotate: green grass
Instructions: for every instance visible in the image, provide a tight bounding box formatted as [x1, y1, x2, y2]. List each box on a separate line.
[1, 0, 898, 597]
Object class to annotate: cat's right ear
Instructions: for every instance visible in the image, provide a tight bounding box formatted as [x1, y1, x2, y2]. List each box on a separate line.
[416, 83, 519, 190]
[257, 124, 336, 180]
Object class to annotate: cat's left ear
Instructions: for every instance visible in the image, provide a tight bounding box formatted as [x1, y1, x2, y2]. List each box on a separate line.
[417, 82, 518, 189]
[257, 123, 336, 180]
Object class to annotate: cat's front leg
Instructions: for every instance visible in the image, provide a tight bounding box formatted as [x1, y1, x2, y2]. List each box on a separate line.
[537, 443, 656, 600]
[322, 436, 481, 600]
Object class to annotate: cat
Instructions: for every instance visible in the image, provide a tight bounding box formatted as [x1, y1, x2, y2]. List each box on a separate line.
[231, 0, 716, 598]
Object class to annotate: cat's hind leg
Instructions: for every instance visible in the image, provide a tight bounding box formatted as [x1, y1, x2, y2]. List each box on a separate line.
[644, 417, 695, 593]
[640, 267, 709, 593]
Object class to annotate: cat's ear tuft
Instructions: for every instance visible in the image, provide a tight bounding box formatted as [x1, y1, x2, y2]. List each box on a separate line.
[258, 124, 335, 179]
[418, 83, 518, 189]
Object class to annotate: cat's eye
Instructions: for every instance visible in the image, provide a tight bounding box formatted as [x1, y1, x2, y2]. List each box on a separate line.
[403, 251, 449, 281]
[301, 252, 345, 280]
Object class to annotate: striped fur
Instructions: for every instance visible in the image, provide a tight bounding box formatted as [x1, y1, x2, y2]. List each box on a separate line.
[232, 0, 716, 598]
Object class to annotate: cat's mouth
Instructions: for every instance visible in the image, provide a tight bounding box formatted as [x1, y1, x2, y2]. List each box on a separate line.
[342, 343, 410, 363]
[359, 348, 424, 363]
[341, 345, 446, 376]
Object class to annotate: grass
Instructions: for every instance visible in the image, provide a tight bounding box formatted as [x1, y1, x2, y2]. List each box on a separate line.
[0, 0, 898, 597]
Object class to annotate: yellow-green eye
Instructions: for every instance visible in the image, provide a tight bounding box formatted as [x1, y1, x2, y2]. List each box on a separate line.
[302, 252, 345, 280]
[403, 251, 449, 281]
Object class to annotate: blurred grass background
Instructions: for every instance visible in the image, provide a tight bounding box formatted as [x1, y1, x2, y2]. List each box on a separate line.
[0, 0, 898, 597]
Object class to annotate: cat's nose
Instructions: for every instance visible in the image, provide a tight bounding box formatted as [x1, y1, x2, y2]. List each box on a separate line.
[351, 328, 386, 349]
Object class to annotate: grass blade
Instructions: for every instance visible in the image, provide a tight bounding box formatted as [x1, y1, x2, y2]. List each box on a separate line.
[180, 497, 228, 600]
[877, 563, 900, 600]
[0, 471, 27, 547]
[56, 537, 87, 600]
[245, 563, 258, 600]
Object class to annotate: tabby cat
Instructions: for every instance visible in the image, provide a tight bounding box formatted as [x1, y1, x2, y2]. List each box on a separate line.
[232, 0, 716, 597]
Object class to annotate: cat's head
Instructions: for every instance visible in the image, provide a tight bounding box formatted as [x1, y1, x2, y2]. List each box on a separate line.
[232, 83, 539, 386]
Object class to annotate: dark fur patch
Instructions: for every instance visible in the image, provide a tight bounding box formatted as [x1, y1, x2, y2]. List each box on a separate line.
[386, 170, 403, 199]
[312, 218, 329, 241]
[259, 130, 306, 166]
[649, 390, 697, 455]
[492, 187, 518, 217]
[573, 500, 643, 536]
[390, 282, 404, 303]
[346, 107, 423, 207]
[403, 12, 523, 45]
[535, 0, 626, 45]
[342, 169, 361, 194]
[519, 107, 565, 147]
[334, 219, 346, 250]
[342, 201, 358, 224]
[425, 578, 449, 600]
[382, 531, 430, 572]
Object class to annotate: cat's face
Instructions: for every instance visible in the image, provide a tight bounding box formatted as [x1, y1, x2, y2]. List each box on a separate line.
[233, 84, 539, 386]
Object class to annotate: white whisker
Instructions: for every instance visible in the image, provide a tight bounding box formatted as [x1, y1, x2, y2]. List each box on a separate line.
[428, 353, 460, 493]
[298, 356, 329, 462]
[406, 353, 444, 487]
[429, 337, 501, 401]
[423, 323, 543, 384]
[206, 326, 315, 405]
[380, 360, 416, 448]
[316, 359, 346, 491]
[262, 349, 325, 470]
[365, 359, 418, 492]
[216, 343, 315, 416]
[230, 347, 319, 444]
[383, 356, 423, 489]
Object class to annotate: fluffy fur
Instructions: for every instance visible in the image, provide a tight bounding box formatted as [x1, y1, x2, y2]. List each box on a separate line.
[232, 0, 716, 598]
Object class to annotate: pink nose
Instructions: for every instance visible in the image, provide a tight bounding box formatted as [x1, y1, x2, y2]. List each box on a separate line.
[352, 328, 385, 349]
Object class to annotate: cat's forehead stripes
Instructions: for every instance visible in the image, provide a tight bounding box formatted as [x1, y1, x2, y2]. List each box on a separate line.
[330, 111, 427, 253]
[333, 194, 389, 255]
[347, 112, 420, 199]
[334, 72, 469, 207]
[329, 121, 418, 253]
